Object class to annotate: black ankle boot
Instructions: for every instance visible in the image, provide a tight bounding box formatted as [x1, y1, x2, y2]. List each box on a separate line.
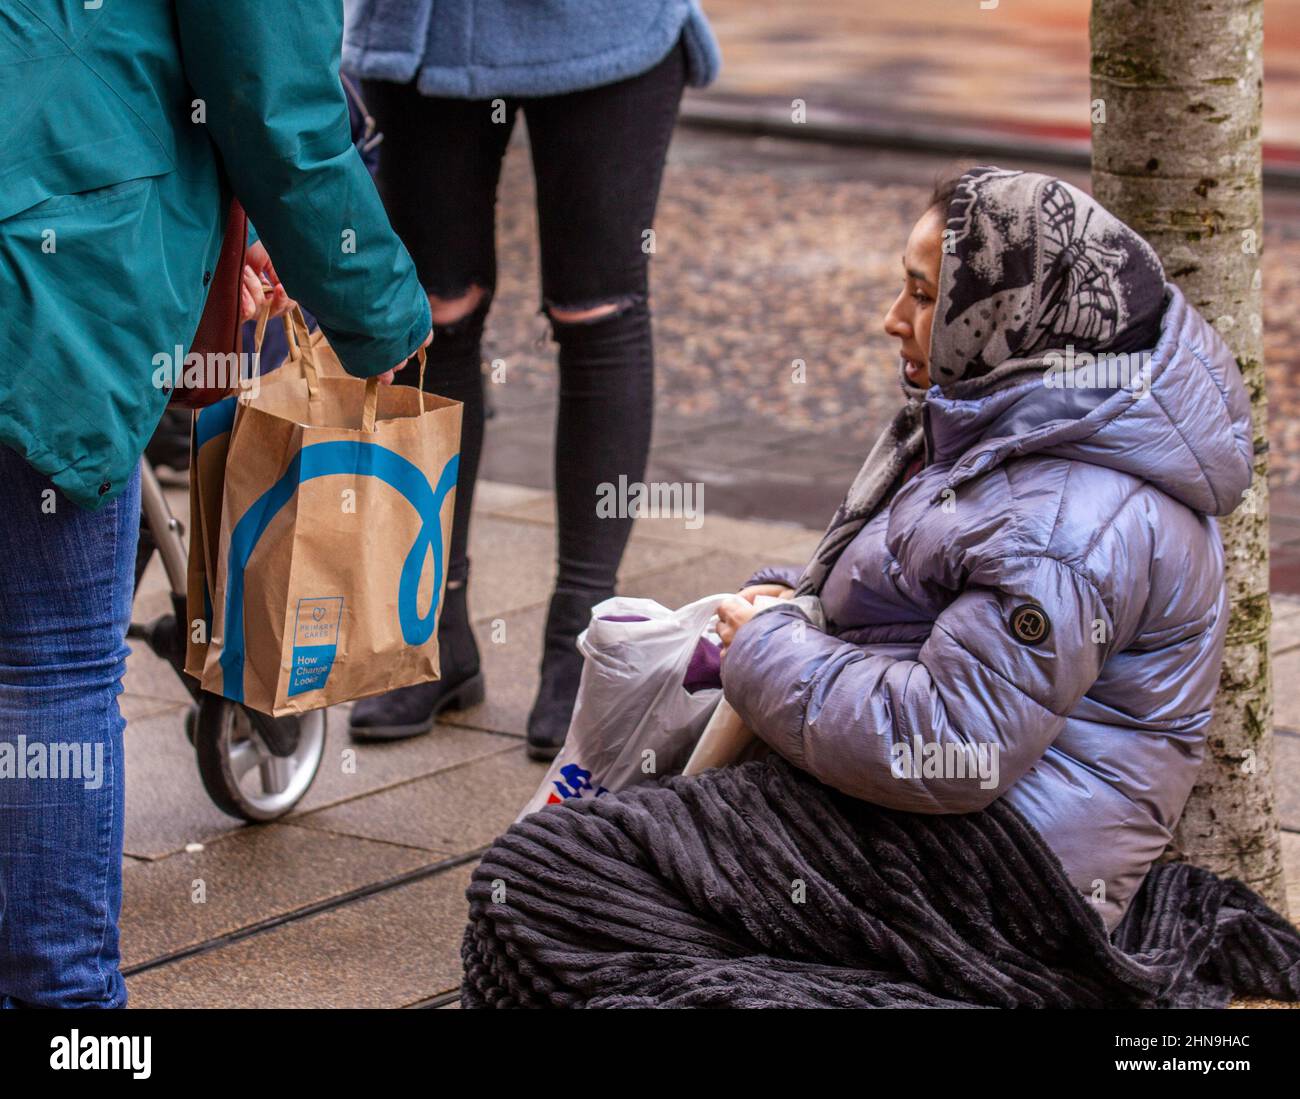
[526, 588, 610, 761]
[349, 578, 484, 741]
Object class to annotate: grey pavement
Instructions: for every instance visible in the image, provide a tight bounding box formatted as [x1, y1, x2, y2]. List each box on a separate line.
[120, 478, 820, 1007]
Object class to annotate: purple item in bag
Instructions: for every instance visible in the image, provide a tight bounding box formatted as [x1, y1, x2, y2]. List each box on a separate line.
[598, 613, 721, 693]
[683, 637, 722, 694]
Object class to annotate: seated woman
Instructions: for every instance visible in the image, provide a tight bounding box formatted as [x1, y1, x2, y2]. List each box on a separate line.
[715, 165, 1251, 932]
[463, 166, 1292, 1008]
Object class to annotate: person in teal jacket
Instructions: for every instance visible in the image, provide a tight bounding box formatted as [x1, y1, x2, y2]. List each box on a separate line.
[0, 1, 430, 1007]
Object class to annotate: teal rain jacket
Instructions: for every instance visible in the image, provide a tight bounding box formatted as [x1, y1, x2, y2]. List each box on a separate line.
[0, 1, 431, 509]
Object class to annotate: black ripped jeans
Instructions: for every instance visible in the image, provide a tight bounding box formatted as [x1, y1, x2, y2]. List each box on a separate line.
[363, 40, 687, 597]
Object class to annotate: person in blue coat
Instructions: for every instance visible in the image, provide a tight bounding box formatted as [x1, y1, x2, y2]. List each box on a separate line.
[342, 0, 723, 759]
[0, 1, 430, 1007]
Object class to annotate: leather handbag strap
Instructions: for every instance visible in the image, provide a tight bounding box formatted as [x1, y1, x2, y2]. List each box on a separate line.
[175, 196, 247, 409]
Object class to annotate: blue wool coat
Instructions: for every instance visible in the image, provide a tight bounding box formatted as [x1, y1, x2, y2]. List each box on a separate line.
[342, 0, 720, 98]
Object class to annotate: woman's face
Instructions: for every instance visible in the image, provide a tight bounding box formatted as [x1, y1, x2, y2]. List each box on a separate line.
[883, 205, 944, 389]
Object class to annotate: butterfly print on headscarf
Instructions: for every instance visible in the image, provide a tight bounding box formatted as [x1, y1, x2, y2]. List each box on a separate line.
[1032, 181, 1128, 351]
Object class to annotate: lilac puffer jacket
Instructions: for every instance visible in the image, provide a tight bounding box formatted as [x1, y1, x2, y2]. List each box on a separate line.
[721, 286, 1254, 930]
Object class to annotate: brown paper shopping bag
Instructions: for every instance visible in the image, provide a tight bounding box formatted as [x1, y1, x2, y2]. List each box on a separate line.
[195, 322, 461, 716]
[185, 306, 313, 679]
[185, 398, 235, 679]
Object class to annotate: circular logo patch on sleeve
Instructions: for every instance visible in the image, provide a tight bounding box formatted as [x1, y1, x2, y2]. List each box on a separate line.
[1009, 603, 1051, 645]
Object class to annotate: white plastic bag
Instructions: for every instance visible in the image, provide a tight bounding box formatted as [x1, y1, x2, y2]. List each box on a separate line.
[517, 593, 731, 820]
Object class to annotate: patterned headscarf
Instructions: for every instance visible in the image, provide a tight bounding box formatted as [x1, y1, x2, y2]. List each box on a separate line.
[930, 166, 1166, 384]
[794, 166, 1166, 597]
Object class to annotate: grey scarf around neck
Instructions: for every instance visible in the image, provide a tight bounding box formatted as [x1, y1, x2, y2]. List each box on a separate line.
[794, 166, 1166, 597]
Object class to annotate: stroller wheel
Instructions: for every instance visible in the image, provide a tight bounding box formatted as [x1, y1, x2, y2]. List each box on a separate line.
[194, 694, 327, 822]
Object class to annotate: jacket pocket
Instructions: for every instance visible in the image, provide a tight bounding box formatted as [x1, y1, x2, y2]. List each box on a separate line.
[3, 175, 155, 224]
[0, 89, 174, 223]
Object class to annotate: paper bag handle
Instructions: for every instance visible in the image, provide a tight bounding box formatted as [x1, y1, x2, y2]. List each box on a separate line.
[363, 346, 427, 432]
[286, 307, 321, 399]
[254, 301, 321, 399]
[362, 376, 379, 433]
[253, 304, 272, 356]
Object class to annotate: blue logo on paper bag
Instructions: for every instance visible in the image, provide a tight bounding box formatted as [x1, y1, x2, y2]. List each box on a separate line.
[288, 597, 344, 696]
[193, 396, 240, 640]
[195, 395, 237, 452]
[218, 442, 459, 703]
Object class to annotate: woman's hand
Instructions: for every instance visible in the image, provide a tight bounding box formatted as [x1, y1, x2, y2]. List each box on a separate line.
[375, 329, 434, 386]
[240, 240, 295, 322]
[737, 583, 794, 604]
[716, 596, 761, 656]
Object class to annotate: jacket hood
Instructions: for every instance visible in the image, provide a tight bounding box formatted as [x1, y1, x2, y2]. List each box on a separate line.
[925, 285, 1255, 517]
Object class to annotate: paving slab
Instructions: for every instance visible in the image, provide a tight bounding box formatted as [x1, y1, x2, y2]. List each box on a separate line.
[507, 493, 819, 560]
[123, 704, 514, 860]
[1273, 648, 1300, 732]
[120, 824, 432, 968]
[440, 602, 545, 738]
[464, 512, 706, 622]
[1274, 733, 1300, 833]
[130, 552, 174, 628]
[472, 478, 552, 518]
[292, 713, 513, 817]
[1274, 600, 1300, 660]
[119, 694, 188, 725]
[293, 746, 547, 857]
[122, 637, 194, 707]
[125, 866, 474, 1009]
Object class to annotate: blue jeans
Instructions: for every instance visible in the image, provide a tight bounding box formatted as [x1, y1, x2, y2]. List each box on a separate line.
[0, 446, 138, 1008]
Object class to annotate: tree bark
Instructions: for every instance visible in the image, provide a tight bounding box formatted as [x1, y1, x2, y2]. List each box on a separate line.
[1091, 0, 1286, 913]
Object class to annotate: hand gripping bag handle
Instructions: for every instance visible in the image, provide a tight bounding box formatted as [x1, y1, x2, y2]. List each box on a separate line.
[362, 346, 426, 433]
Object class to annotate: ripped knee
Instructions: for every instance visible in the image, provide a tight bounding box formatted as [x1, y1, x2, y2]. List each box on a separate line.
[544, 294, 642, 327]
[428, 284, 488, 327]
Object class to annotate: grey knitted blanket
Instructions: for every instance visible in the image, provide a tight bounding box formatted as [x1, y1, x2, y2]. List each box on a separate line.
[461, 758, 1300, 1008]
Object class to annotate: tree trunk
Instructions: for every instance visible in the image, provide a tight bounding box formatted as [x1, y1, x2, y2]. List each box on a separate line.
[1091, 0, 1286, 913]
